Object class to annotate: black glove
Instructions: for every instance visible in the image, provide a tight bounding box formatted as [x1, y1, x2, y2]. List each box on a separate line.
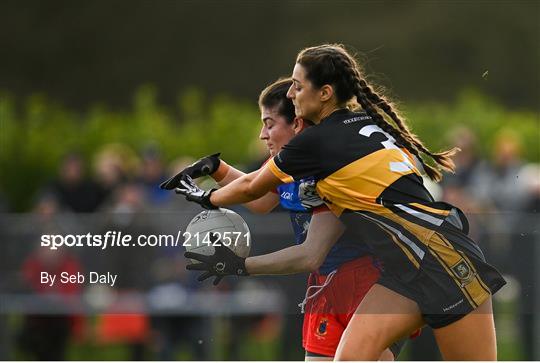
[185, 242, 249, 286]
[175, 175, 218, 209]
[160, 152, 221, 190]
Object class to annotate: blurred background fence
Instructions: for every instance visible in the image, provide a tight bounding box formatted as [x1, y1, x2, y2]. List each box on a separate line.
[0, 0, 538, 360]
[0, 205, 539, 360]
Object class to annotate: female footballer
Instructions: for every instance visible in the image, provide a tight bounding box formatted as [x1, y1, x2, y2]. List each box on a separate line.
[175, 44, 506, 360]
[162, 78, 403, 360]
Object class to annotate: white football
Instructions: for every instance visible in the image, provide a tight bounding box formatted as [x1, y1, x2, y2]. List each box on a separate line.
[184, 208, 251, 262]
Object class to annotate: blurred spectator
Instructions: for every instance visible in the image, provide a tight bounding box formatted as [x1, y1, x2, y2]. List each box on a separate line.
[443, 127, 526, 268]
[442, 182, 489, 246]
[97, 182, 155, 290]
[149, 266, 211, 361]
[148, 177, 212, 360]
[488, 130, 528, 210]
[16, 194, 84, 360]
[50, 153, 107, 212]
[138, 145, 171, 206]
[512, 164, 540, 360]
[92, 182, 155, 360]
[483, 131, 528, 269]
[2, 194, 61, 296]
[93, 143, 138, 202]
[96, 313, 149, 360]
[443, 127, 488, 194]
[442, 127, 528, 211]
[21, 249, 82, 295]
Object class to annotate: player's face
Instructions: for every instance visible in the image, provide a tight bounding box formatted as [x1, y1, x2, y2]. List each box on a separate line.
[287, 63, 323, 123]
[259, 106, 296, 157]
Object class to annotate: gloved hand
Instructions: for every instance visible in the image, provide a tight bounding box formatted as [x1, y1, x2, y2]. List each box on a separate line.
[175, 175, 218, 209]
[185, 239, 249, 286]
[160, 152, 221, 190]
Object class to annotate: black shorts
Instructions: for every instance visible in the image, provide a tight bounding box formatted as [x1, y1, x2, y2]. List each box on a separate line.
[378, 225, 506, 329]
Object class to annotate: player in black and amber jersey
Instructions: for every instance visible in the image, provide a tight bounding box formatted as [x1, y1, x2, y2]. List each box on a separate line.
[177, 44, 505, 360]
[165, 78, 410, 360]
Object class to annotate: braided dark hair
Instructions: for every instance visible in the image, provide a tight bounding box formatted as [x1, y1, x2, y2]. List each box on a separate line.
[296, 44, 459, 182]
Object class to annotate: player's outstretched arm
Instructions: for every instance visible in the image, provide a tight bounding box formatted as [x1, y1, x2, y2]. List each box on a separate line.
[161, 153, 279, 213]
[245, 210, 344, 275]
[210, 165, 282, 206]
[176, 166, 280, 208]
[213, 166, 279, 214]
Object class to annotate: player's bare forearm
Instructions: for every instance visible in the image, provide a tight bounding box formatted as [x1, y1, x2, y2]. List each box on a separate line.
[212, 161, 246, 186]
[246, 243, 316, 274]
[212, 163, 279, 213]
[244, 192, 279, 214]
[245, 211, 345, 275]
[210, 166, 281, 206]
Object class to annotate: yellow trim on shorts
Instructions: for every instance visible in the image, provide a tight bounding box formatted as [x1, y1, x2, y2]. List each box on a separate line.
[372, 220, 421, 269]
[267, 158, 294, 184]
[429, 233, 490, 308]
[435, 234, 491, 296]
[361, 207, 491, 308]
[379, 206, 436, 243]
[427, 244, 477, 308]
[457, 249, 492, 295]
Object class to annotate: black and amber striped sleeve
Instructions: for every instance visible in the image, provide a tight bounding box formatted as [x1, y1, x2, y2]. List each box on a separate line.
[267, 127, 321, 183]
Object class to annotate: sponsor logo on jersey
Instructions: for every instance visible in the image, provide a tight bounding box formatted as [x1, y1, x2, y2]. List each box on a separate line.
[442, 298, 464, 312]
[451, 259, 473, 285]
[316, 318, 328, 336]
[342, 115, 371, 124]
[280, 191, 294, 200]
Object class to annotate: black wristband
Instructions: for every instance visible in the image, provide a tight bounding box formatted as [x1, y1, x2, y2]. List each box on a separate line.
[191, 153, 221, 179]
[236, 257, 249, 276]
[201, 188, 219, 209]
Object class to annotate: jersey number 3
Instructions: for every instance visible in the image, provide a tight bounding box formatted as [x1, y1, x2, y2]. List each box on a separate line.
[359, 125, 415, 173]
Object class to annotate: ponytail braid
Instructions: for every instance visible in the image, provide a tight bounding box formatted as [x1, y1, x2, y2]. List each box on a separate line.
[335, 54, 418, 156]
[356, 77, 459, 182]
[353, 84, 438, 178]
[296, 44, 459, 182]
